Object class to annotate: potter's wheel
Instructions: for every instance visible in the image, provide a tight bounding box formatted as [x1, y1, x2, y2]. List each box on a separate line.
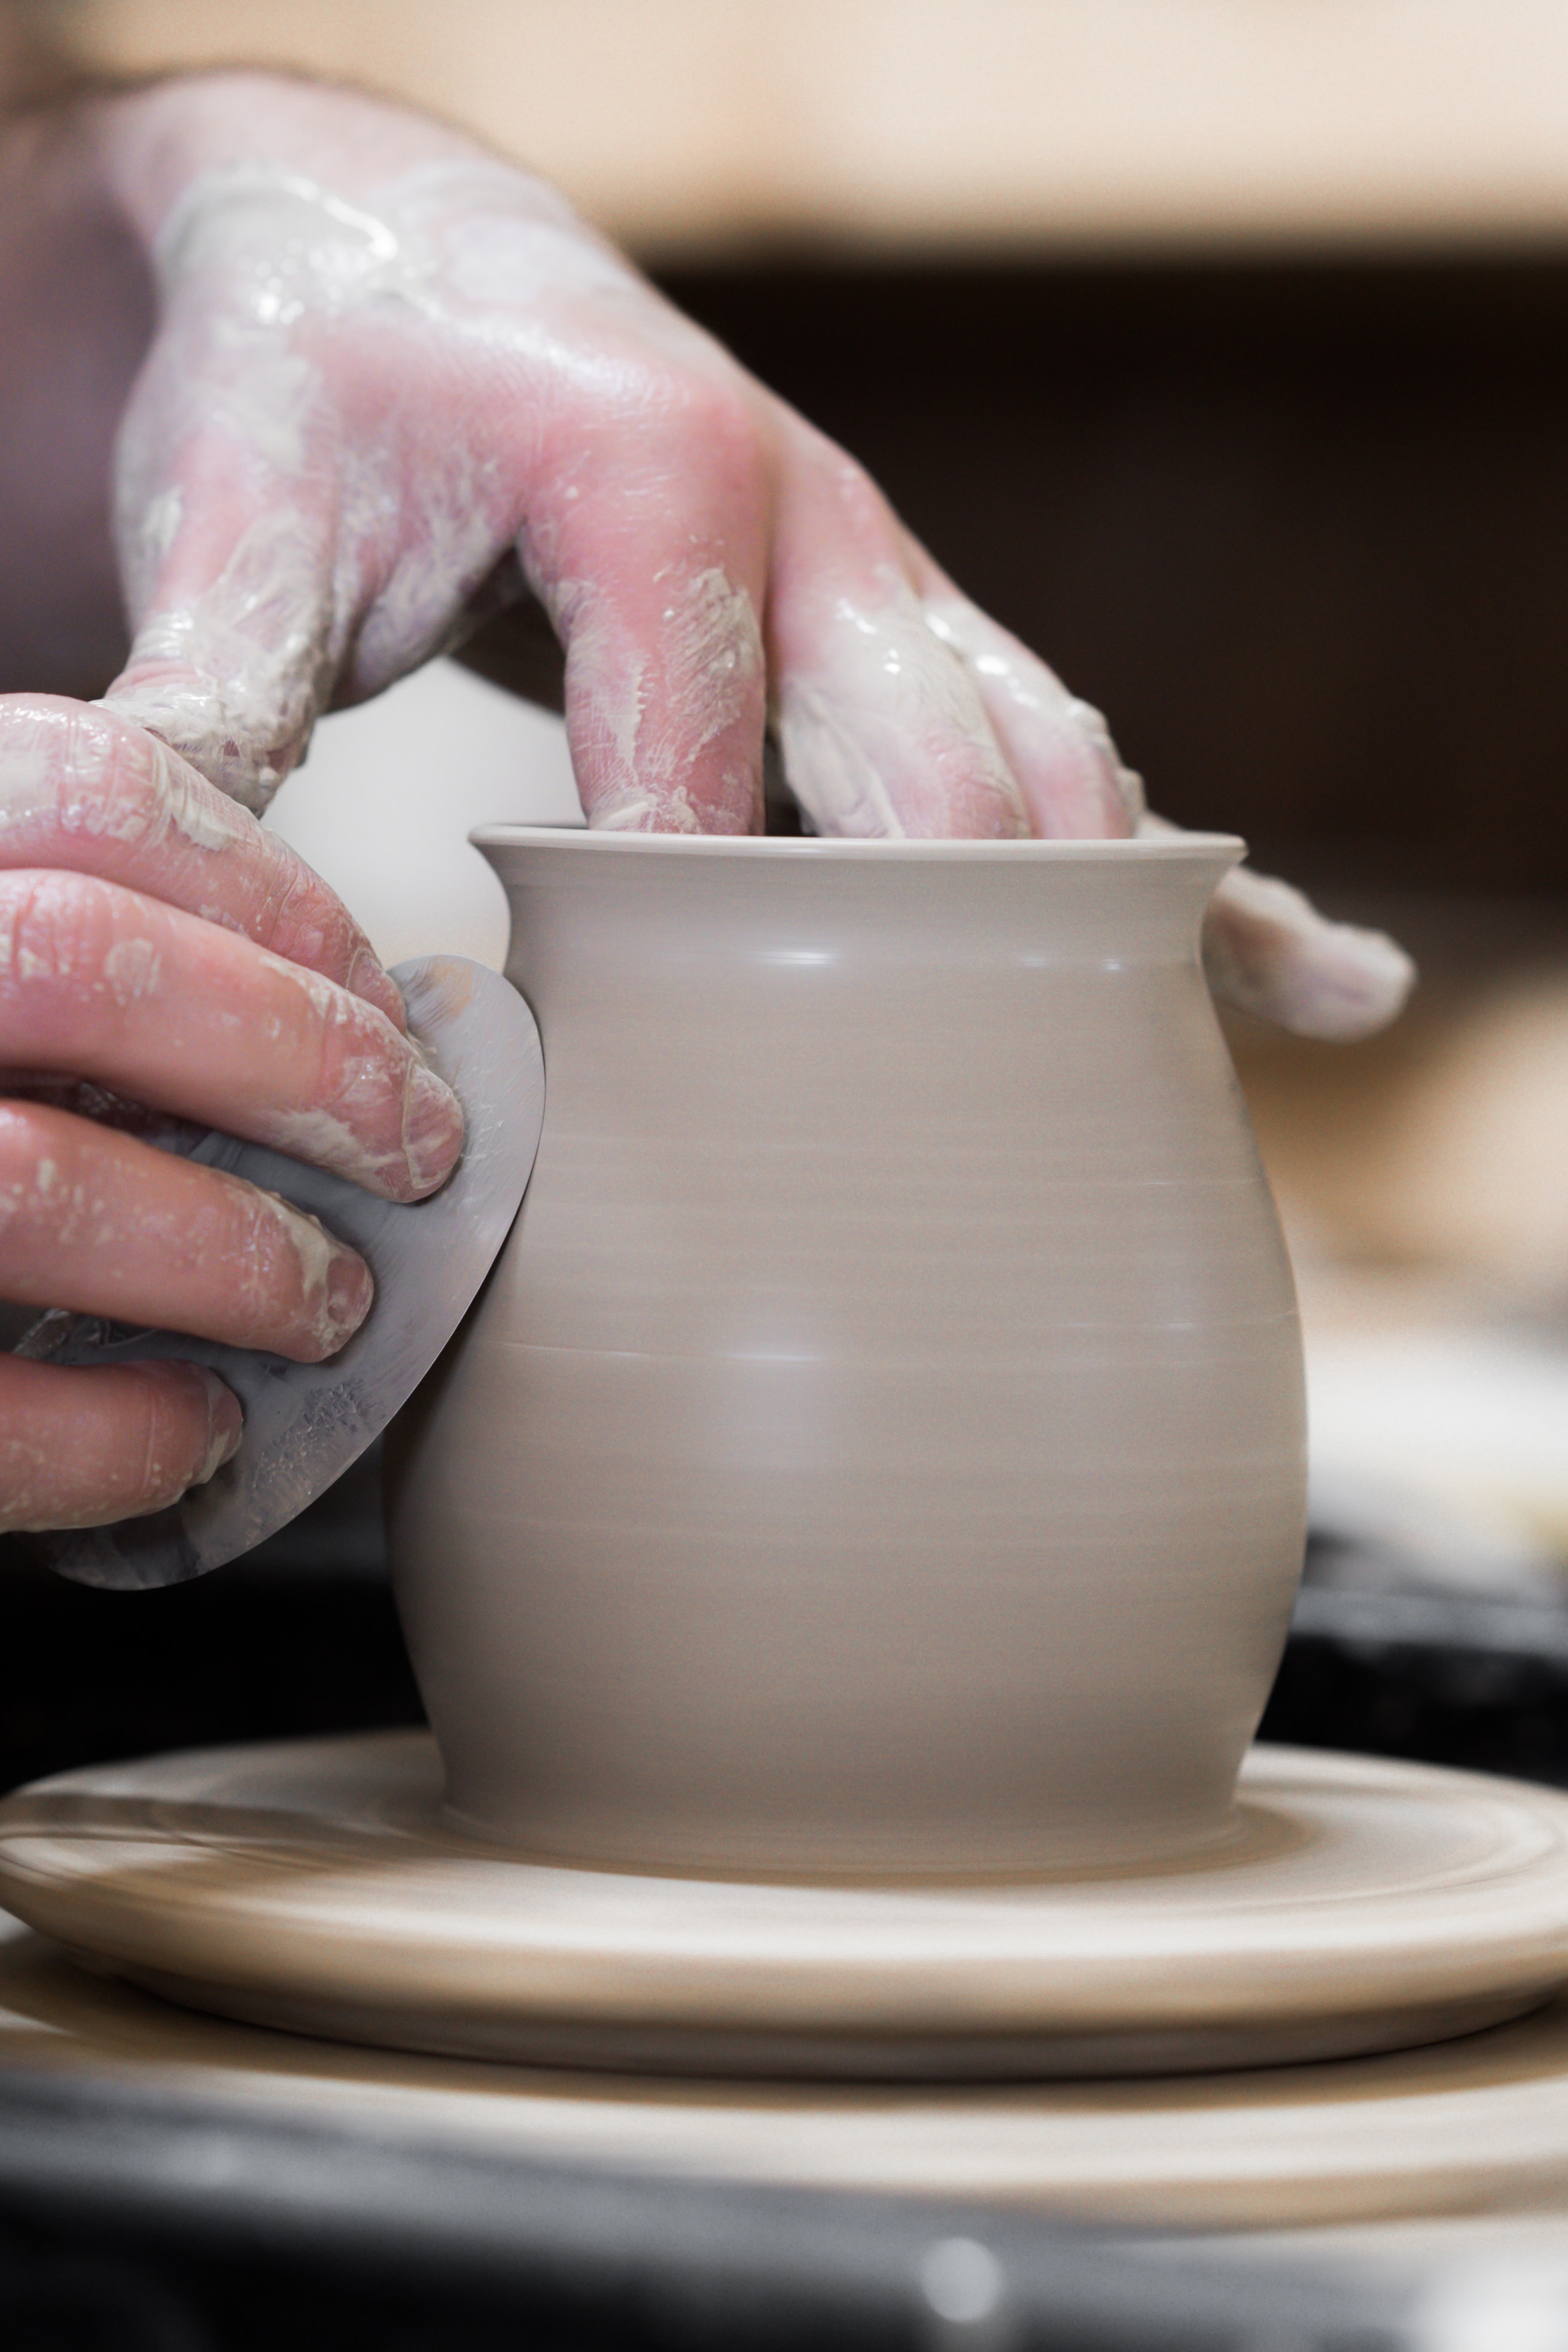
[4, 1733, 1568, 2080]
[8, 1904, 1568, 2237]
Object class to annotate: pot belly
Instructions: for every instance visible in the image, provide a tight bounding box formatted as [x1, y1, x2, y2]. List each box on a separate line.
[388, 1308, 1304, 1875]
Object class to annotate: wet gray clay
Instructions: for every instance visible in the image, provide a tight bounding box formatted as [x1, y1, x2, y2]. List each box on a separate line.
[387, 831, 1307, 1875]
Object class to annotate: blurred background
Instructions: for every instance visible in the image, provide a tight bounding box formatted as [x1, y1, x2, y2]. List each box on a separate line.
[4, 0, 1567, 1779]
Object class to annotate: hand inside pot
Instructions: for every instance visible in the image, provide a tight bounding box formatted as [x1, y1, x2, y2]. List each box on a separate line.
[0, 66, 1409, 1532]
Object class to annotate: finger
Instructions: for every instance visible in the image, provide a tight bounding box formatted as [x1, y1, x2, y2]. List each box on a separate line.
[0, 1102, 372, 1361]
[900, 552, 1143, 840]
[102, 172, 517, 811]
[522, 380, 770, 833]
[1135, 816, 1416, 1040]
[0, 696, 406, 1030]
[103, 311, 346, 813]
[1201, 863, 1415, 1040]
[0, 1355, 241, 1533]
[766, 437, 1028, 839]
[0, 871, 464, 1200]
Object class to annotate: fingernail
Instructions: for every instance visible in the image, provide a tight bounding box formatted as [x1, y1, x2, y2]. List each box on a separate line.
[195, 1370, 243, 1483]
[401, 1059, 465, 1197]
[319, 1243, 374, 1356]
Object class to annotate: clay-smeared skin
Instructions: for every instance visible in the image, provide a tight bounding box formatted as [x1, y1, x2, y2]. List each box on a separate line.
[0, 697, 463, 1532]
[85, 71, 1409, 1024]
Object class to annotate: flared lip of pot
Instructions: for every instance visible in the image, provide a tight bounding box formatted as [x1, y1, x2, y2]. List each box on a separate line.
[471, 825, 1246, 866]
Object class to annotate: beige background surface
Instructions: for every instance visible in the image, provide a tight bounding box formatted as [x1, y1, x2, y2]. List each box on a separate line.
[48, 0, 1568, 261]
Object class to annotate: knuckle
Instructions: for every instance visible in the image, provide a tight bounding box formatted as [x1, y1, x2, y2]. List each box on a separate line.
[0, 699, 254, 887]
[252, 847, 350, 975]
[614, 357, 763, 474]
[93, 724, 245, 860]
[827, 454, 894, 540]
[0, 1357, 209, 1531]
[0, 1103, 64, 1236]
[0, 871, 120, 997]
[57, 707, 147, 841]
[681, 369, 761, 455]
[0, 701, 163, 850]
[0, 698, 84, 830]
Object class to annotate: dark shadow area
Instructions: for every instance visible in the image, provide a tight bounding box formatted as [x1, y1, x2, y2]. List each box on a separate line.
[1261, 1635, 1568, 1785]
[0, 1448, 421, 1799]
[660, 254, 1568, 894]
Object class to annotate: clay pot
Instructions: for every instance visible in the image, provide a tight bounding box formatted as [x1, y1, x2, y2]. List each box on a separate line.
[387, 831, 1306, 1876]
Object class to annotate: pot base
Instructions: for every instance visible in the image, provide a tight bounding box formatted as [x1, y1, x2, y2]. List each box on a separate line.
[3, 1733, 1567, 2080]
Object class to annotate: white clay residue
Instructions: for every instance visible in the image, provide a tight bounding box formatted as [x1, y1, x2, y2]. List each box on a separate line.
[141, 737, 249, 853]
[106, 506, 342, 813]
[0, 704, 243, 856]
[152, 166, 409, 324]
[777, 591, 1025, 841]
[255, 1103, 395, 1187]
[101, 937, 162, 1007]
[774, 680, 907, 839]
[0, 716, 57, 829]
[921, 595, 1144, 838]
[663, 567, 763, 753]
[345, 444, 504, 702]
[568, 565, 763, 834]
[245, 1182, 367, 1355]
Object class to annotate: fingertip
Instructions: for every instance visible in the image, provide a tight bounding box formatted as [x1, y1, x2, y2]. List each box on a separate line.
[1272, 923, 1418, 1043]
[118, 1358, 242, 1509]
[1064, 697, 1145, 838]
[400, 1060, 466, 1200]
[314, 1242, 375, 1361]
[191, 1365, 244, 1482]
[256, 1188, 376, 1359]
[1202, 865, 1418, 1042]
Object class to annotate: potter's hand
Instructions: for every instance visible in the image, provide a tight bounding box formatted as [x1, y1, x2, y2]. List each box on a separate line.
[0, 696, 464, 1532]
[93, 74, 1409, 1042]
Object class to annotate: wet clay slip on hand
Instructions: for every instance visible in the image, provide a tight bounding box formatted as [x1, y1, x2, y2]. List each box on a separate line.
[389, 830, 1308, 1878]
[6, 1730, 1568, 2080]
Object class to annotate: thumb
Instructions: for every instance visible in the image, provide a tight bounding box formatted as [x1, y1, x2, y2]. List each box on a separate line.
[96, 182, 355, 814]
[1201, 859, 1415, 1042]
[1140, 816, 1415, 1042]
[101, 452, 342, 813]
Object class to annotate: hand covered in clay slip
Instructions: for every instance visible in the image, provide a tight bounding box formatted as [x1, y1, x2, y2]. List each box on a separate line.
[0, 696, 464, 1532]
[88, 72, 1412, 1044]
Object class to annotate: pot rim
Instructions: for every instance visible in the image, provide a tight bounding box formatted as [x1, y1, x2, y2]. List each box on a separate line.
[471, 824, 1246, 863]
